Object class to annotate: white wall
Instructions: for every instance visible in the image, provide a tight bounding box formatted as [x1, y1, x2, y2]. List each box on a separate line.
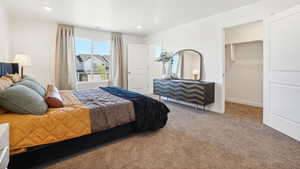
[0, 1, 10, 62]
[225, 42, 263, 107]
[145, 0, 300, 113]
[10, 20, 57, 86]
[9, 19, 145, 88]
[225, 21, 264, 44]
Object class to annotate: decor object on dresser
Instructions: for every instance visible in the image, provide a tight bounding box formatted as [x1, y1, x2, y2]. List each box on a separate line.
[153, 49, 214, 109]
[192, 69, 199, 80]
[155, 51, 173, 78]
[14, 54, 31, 78]
[0, 123, 9, 169]
[169, 49, 203, 80]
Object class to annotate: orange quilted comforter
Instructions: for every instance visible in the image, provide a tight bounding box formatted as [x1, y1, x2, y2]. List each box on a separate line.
[0, 91, 92, 155]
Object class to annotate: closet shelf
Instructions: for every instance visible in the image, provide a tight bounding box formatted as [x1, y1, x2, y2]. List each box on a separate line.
[226, 39, 263, 45]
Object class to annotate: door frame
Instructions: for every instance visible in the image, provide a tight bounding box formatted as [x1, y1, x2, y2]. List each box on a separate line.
[221, 19, 264, 115]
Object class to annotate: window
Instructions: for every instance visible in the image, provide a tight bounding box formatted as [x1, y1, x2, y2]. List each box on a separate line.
[75, 38, 111, 82]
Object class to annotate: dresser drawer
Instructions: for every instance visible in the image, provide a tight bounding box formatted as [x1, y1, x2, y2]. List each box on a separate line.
[154, 79, 215, 106]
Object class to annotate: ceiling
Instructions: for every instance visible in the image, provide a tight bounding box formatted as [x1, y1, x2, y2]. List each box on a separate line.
[3, 0, 261, 35]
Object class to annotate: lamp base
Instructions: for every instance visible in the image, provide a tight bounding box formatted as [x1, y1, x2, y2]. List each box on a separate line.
[193, 74, 198, 80]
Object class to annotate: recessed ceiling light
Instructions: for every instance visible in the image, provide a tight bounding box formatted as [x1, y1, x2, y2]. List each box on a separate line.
[44, 6, 52, 11]
[136, 25, 142, 29]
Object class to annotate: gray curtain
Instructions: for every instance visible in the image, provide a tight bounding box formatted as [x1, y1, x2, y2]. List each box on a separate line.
[55, 24, 77, 90]
[111, 32, 125, 88]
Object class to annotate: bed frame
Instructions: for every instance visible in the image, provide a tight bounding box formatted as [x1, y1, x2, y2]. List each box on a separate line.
[0, 63, 138, 169]
[10, 123, 136, 169]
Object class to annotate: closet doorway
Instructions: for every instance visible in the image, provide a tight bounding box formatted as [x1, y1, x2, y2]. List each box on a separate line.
[224, 21, 263, 123]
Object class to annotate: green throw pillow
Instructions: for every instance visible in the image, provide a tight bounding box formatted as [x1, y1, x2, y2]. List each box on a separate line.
[16, 80, 46, 97]
[22, 75, 44, 87]
[0, 85, 48, 115]
[23, 75, 38, 83]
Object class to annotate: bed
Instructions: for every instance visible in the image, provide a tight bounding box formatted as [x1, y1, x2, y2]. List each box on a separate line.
[0, 63, 169, 155]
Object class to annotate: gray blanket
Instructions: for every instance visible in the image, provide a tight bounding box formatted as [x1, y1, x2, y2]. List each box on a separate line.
[73, 88, 135, 132]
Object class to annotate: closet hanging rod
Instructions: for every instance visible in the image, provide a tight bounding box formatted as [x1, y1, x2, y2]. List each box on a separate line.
[226, 39, 263, 45]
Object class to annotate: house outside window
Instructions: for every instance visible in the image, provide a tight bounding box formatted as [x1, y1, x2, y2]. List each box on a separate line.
[75, 38, 111, 82]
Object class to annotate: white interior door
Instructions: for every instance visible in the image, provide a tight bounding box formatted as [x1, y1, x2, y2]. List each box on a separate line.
[264, 5, 300, 141]
[127, 44, 149, 94]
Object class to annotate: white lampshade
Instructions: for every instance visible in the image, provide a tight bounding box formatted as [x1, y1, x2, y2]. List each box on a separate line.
[192, 69, 199, 75]
[14, 54, 32, 66]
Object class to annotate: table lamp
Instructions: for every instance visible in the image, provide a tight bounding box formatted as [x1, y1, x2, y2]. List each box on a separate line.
[14, 54, 32, 78]
[193, 69, 199, 80]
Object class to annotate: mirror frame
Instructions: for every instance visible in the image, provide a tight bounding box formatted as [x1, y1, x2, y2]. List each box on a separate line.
[171, 49, 203, 81]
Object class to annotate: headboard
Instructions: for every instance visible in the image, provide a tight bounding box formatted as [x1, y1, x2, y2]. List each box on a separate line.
[0, 63, 19, 77]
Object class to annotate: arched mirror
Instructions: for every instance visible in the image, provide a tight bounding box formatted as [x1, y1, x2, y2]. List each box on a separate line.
[169, 49, 203, 80]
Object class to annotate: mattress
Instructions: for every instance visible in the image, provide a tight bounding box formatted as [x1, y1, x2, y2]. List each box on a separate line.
[0, 91, 92, 154]
[0, 87, 169, 155]
[0, 89, 135, 154]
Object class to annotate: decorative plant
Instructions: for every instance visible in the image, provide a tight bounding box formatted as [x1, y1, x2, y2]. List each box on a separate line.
[155, 51, 173, 78]
[155, 51, 173, 63]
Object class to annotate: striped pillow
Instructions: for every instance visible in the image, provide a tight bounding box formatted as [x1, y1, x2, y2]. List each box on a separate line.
[0, 77, 13, 90]
[5, 74, 22, 83]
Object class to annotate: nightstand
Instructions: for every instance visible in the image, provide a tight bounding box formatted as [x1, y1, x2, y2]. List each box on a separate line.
[0, 123, 9, 169]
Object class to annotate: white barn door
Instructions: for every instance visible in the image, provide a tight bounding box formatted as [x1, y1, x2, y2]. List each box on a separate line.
[264, 5, 300, 141]
[127, 44, 149, 94]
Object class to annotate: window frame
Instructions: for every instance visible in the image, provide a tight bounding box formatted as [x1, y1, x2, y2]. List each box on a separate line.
[75, 37, 111, 83]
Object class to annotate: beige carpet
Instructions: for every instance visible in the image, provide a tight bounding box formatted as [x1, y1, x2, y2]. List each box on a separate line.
[43, 102, 300, 169]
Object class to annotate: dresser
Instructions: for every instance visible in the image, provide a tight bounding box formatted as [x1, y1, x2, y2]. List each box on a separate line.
[153, 79, 215, 108]
[0, 123, 9, 169]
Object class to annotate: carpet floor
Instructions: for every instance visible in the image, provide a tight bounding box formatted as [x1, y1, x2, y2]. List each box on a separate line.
[14, 102, 300, 169]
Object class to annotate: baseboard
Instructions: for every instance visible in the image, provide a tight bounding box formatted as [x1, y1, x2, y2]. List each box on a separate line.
[226, 97, 263, 108]
[264, 114, 300, 142]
